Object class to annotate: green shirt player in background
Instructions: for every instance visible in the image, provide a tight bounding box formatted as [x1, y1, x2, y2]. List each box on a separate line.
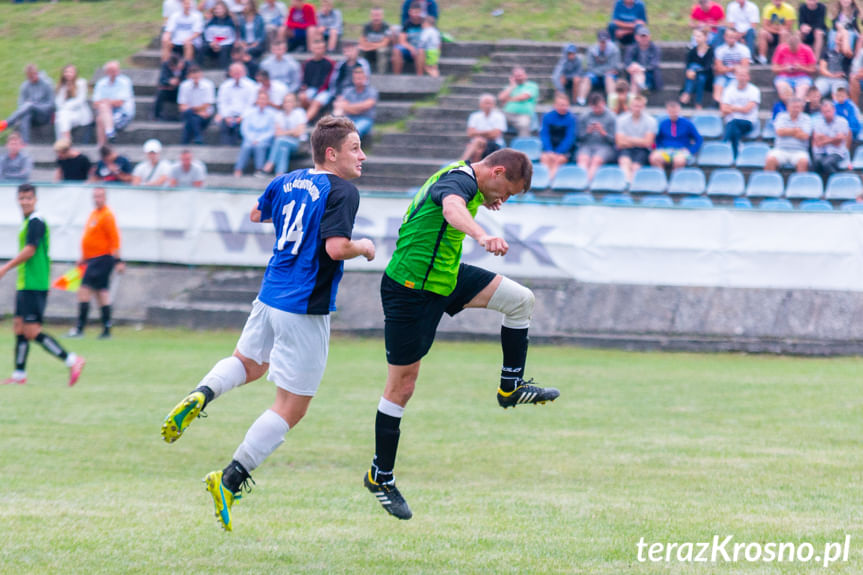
[0, 184, 86, 386]
[363, 148, 560, 520]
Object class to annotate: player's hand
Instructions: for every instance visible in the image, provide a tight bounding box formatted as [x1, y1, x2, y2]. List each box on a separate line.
[356, 238, 376, 261]
[479, 235, 508, 256]
[485, 198, 503, 211]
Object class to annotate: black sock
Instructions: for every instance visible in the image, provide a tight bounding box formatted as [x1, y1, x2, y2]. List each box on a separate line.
[500, 326, 529, 392]
[35, 332, 69, 361]
[372, 410, 401, 483]
[76, 302, 90, 332]
[100, 305, 112, 333]
[222, 459, 251, 493]
[15, 334, 29, 371]
[194, 385, 215, 408]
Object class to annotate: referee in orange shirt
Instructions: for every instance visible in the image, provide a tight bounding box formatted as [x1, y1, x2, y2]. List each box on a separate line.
[68, 187, 124, 339]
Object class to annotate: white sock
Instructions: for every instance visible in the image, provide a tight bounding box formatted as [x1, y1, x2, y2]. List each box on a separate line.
[199, 356, 247, 399]
[64, 352, 78, 368]
[232, 409, 290, 472]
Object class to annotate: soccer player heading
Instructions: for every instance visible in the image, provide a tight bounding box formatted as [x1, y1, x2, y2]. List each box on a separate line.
[160, 116, 375, 532]
[363, 149, 561, 521]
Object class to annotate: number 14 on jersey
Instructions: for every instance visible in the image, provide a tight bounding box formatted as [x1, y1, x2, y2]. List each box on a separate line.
[277, 200, 306, 254]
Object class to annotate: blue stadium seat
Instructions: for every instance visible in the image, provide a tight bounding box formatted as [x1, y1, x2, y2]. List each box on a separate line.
[550, 165, 589, 192]
[640, 195, 674, 207]
[853, 147, 863, 170]
[679, 196, 714, 208]
[799, 199, 833, 212]
[733, 197, 753, 209]
[761, 119, 775, 141]
[561, 192, 595, 205]
[509, 137, 542, 162]
[589, 166, 628, 193]
[629, 167, 668, 194]
[736, 143, 770, 168]
[784, 172, 824, 199]
[825, 173, 862, 200]
[693, 115, 723, 139]
[743, 119, 761, 140]
[530, 164, 550, 191]
[760, 198, 794, 211]
[745, 171, 785, 198]
[697, 141, 734, 167]
[840, 200, 863, 211]
[601, 193, 635, 206]
[512, 191, 537, 203]
[706, 168, 745, 197]
[667, 167, 706, 195]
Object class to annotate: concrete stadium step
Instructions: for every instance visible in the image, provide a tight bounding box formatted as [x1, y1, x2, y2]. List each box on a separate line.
[191, 287, 258, 304]
[492, 40, 691, 61]
[441, 41, 496, 59]
[405, 118, 473, 134]
[372, 144, 462, 158]
[146, 301, 251, 329]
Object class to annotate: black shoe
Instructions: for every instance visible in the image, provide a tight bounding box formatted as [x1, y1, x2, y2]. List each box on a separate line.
[497, 378, 560, 409]
[98, 330, 111, 340]
[363, 470, 412, 520]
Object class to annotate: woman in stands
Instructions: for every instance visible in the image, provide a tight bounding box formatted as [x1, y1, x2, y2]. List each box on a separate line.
[679, 29, 714, 110]
[238, 0, 267, 60]
[202, 1, 238, 70]
[261, 92, 308, 175]
[54, 65, 93, 144]
[829, 0, 861, 58]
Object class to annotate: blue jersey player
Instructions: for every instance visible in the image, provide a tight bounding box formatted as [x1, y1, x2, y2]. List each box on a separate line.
[160, 116, 375, 532]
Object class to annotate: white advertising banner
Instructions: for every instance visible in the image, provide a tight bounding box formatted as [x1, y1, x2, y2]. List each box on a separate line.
[2, 184, 863, 291]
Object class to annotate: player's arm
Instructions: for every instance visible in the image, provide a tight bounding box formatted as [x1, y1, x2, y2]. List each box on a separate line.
[441, 194, 507, 256]
[0, 219, 43, 280]
[325, 236, 375, 261]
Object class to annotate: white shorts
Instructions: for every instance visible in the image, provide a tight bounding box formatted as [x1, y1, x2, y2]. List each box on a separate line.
[236, 299, 330, 396]
[767, 148, 810, 166]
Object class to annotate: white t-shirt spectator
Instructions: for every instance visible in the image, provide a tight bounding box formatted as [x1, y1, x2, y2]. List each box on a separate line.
[165, 9, 204, 46]
[170, 159, 207, 187]
[259, 80, 288, 107]
[93, 74, 136, 118]
[812, 115, 850, 159]
[725, 0, 760, 34]
[721, 82, 761, 124]
[132, 160, 173, 185]
[277, 107, 308, 139]
[217, 77, 259, 118]
[467, 109, 507, 147]
[259, 0, 287, 27]
[260, 54, 302, 92]
[773, 112, 812, 153]
[615, 112, 658, 144]
[714, 43, 751, 77]
[178, 77, 216, 116]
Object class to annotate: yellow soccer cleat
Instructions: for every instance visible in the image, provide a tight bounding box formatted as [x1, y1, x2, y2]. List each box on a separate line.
[161, 391, 206, 443]
[204, 470, 237, 532]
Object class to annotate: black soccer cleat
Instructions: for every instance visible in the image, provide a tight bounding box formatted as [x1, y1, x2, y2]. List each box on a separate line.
[497, 378, 560, 409]
[364, 470, 413, 520]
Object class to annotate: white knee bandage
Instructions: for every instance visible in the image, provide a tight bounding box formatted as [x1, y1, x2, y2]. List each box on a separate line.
[486, 277, 535, 329]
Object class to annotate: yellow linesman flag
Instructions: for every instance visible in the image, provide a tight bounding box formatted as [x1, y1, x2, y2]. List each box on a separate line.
[52, 265, 86, 292]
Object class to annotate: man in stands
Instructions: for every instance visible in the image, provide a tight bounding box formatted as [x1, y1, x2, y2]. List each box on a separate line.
[161, 0, 204, 63]
[812, 98, 851, 178]
[578, 30, 621, 106]
[93, 61, 135, 146]
[765, 96, 812, 172]
[0, 133, 33, 182]
[169, 149, 208, 187]
[757, 0, 796, 65]
[332, 66, 379, 139]
[260, 40, 302, 93]
[498, 67, 539, 138]
[650, 100, 703, 170]
[91, 145, 133, 184]
[772, 30, 817, 99]
[798, 0, 827, 61]
[299, 38, 336, 123]
[609, 0, 648, 46]
[690, 0, 726, 46]
[460, 94, 507, 163]
[724, 0, 760, 55]
[720, 66, 761, 158]
[577, 92, 617, 181]
[615, 94, 656, 183]
[359, 6, 392, 74]
[552, 44, 583, 106]
[625, 25, 663, 96]
[815, 40, 850, 97]
[54, 138, 91, 182]
[216, 63, 259, 145]
[178, 64, 216, 145]
[832, 86, 861, 143]
[0, 64, 54, 144]
[392, 2, 425, 75]
[539, 93, 577, 183]
[713, 29, 752, 104]
[132, 139, 172, 187]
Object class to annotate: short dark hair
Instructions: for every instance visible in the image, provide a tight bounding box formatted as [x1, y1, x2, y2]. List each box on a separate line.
[311, 116, 358, 165]
[483, 148, 533, 193]
[99, 145, 113, 158]
[588, 92, 604, 106]
[18, 183, 36, 196]
[187, 63, 202, 74]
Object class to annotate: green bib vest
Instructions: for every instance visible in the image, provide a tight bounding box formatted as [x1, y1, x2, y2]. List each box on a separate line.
[17, 214, 51, 291]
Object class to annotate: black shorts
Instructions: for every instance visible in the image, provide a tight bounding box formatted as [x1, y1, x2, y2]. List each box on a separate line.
[619, 147, 650, 165]
[82, 255, 116, 291]
[382, 264, 497, 366]
[16, 290, 48, 324]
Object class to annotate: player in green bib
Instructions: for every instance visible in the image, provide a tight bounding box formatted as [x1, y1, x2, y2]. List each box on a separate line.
[363, 148, 561, 520]
[0, 184, 85, 386]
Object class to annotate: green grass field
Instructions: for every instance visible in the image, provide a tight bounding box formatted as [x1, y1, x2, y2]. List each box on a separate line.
[1, 327, 862, 574]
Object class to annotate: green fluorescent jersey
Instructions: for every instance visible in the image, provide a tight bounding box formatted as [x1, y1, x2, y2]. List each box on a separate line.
[17, 213, 50, 291]
[386, 162, 485, 296]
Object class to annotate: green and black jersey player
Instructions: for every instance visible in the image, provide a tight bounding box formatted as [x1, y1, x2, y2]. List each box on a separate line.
[0, 184, 85, 386]
[363, 149, 561, 520]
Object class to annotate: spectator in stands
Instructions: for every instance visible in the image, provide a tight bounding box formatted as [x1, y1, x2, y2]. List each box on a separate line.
[615, 94, 656, 182]
[625, 26, 663, 96]
[93, 61, 135, 147]
[260, 40, 302, 92]
[132, 139, 173, 187]
[691, 0, 726, 45]
[851, 47, 863, 103]
[815, 38, 851, 96]
[169, 149, 208, 187]
[261, 92, 307, 174]
[162, 0, 204, 63]
[0, 133, 33, 182]
[577, 92, 617, 181]
[609, 0, 648, 46]
[713, 29, 751, 104]
[720, 66, 761, 158]
[298, 38, 336, 122]
[0, 64, 54, 144]
[316, 0, 343, 53]
[460, 93, 507, 163]
[419, 16, 442, 77]
[805, 84, 824, 117]
[54, 139, 92, 182]
[552, 44, 583, 105]
[359, 7, 392, 74]
[92, 145, 133, 184]
[201, 0, 238, 70]
[164, 0, 183, 26]
[539, 93, 577, 183]
[178, 64, 216, 144]
[256, 70, 288, 110]
[828, 0, 860, 59]
[498, 67, 540, 138]
[332, 44, 372, 96]
[400, 0, 438, 27]
[724, 0, 760, 55]
[798, 0, 828, 60]
[578, 30, 620, 106]
[231, 43, 259, 78]
[832, 85, 861, 141]
[392, 2, 425, 75]
[282, 0, 317, 53]
[260, 0, 288, 46]
[154, 55, 188, 121]
[238, 0, 267, 60]
[757, 0, 796, 65]
[650, 100, 703, 170]
[54, 64, 92, 143]
[234, 91, 277, 176]
[772, 82, 793, 117]
[216, 62, 259, 144]
[608, 79, 633, 114]
[765, 96, 812, 172]
[680, 29, 715, 109]
[812, 98, 852, 177]
[772, 30, 817, 98]
[333, 66, 379, 138]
